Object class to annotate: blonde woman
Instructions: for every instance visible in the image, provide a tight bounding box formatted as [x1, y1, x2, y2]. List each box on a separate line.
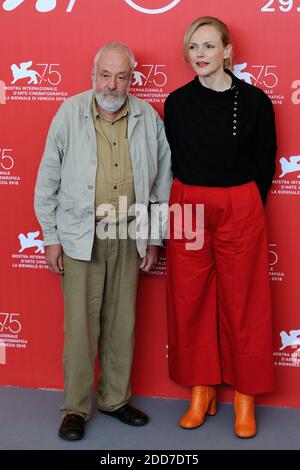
[164, 17, 276, 438]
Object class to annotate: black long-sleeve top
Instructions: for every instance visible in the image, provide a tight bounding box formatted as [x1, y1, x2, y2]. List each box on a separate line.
[164, 70, 277, 204]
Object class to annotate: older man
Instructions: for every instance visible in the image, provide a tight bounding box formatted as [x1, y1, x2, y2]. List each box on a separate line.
[34, 42, 172, 440]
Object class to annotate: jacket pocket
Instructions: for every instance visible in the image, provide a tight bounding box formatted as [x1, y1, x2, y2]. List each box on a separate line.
[57, 194, 75, 211]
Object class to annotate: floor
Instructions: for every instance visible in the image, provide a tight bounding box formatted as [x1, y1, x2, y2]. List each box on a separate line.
[0, 386, 299, 451]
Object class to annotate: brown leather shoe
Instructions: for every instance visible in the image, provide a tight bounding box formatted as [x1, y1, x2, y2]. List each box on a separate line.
[58, 414, 85, 441]
[179, 385, 217, 429]
[234, 391, 256, 438]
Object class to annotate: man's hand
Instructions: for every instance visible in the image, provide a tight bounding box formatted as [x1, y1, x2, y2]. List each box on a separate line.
[140, 245, 159, 273]
[45, 243, 64, 274]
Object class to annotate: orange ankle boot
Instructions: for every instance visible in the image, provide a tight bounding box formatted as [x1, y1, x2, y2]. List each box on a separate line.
[179, 385, 217, 429]
[234, 391, 256, 438]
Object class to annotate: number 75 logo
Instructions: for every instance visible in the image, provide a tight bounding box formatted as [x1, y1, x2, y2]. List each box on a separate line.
[0, 313, 22, 334]
[11, 62, 62, 86]
[233, 63, 278, 88]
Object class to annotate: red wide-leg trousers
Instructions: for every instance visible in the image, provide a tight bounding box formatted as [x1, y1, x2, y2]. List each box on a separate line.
[166, 179, 275, 394]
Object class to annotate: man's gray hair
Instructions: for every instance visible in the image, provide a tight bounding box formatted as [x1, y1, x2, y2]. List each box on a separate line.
[92, 42, 136, 76]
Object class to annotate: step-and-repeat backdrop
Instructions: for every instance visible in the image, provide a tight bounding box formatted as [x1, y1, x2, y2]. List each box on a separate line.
[0, 0, 299, 407]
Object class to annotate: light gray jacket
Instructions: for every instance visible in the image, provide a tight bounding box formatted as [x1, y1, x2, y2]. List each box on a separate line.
[34, 90, 172, 260]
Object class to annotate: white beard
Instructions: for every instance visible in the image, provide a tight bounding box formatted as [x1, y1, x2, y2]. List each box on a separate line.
[94, 90, 127, 113]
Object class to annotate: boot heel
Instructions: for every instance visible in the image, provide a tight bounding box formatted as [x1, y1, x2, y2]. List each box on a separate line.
[207, 398, 217, 416]
[234, 391, 256, 438]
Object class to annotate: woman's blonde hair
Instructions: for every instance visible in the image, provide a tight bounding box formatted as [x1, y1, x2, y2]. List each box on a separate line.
[183, 16, 233, 70]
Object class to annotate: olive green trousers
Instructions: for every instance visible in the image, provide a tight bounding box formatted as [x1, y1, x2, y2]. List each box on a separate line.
[60, 234, 140, 420]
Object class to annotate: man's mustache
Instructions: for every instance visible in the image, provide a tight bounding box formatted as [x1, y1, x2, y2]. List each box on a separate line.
[102, 90, 120, 97]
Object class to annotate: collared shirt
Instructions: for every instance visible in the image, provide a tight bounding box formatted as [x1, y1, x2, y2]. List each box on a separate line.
[92, 97, 135, 222]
